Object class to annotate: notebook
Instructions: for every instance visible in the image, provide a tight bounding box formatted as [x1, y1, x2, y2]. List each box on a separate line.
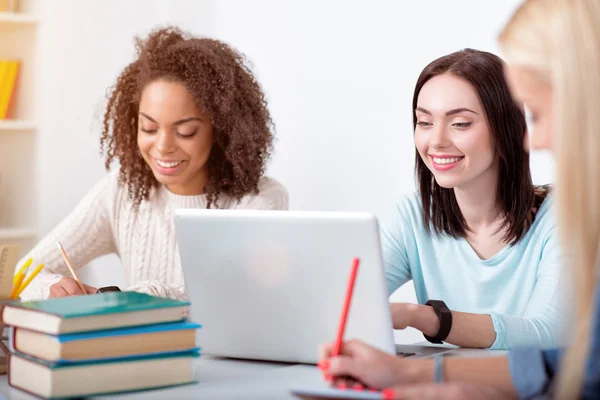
[0, 244, 19, 299]
[291, 386, 382, 399]
[9, 320, 201, 363]
[1, 291, 188, 334]
[8, 350, 199, 399]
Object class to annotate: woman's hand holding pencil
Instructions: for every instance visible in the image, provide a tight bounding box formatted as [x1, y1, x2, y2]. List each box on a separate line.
[48, 277, 97, 298]
[47, 241, 96, 298]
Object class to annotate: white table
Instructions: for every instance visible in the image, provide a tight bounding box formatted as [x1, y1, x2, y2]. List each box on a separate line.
[0, 345, 503, 399]
[0, 356, 322, 399]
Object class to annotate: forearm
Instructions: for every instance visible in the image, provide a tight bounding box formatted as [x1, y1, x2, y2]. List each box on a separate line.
[404, 356, 517, 397]
[127, 281, 189, 318]
[407, 304, 496, 348]
[127, 280, 187, 300]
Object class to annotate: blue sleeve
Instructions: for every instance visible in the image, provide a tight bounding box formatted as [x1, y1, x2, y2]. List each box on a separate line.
[509, 285, 600, 399]
[488, 227, 565, 349]
[581, 285, 600, 398]
[379, 200, 413, 295]
[508, 347, 562, 399]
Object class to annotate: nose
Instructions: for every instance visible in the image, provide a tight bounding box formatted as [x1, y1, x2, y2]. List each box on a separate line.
[528, 127, 552, 151]
[430, 125, 450, 149]
[155, 129, 176, 154]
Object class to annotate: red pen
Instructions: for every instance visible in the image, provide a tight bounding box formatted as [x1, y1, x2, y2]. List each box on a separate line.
[331, 257, 360, 357]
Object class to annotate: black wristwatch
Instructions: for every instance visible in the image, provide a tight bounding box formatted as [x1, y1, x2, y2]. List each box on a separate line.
[96, 286, 122, 294]
[423, 300, 453, 344]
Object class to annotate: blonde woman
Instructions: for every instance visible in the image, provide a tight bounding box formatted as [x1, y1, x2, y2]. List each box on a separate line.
[317, 0, 600, 398]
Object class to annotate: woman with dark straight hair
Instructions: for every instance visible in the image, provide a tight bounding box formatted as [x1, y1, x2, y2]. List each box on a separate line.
[381, 48, 564, 350]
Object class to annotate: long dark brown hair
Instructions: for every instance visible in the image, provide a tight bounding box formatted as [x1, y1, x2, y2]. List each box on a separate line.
[100, 26, 274, 208]
[413, 48, 546, 244]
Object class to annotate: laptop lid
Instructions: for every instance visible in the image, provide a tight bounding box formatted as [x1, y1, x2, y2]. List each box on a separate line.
[175, 209, 395, 364]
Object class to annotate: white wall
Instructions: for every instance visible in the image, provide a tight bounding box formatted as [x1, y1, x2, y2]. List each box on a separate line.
[36, 1, 554, 343]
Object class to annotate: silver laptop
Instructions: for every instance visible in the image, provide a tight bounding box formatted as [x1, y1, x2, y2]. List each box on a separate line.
[175, 209, 398, 364]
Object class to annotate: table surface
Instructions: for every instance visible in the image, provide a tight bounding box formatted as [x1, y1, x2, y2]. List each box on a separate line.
[0, 345, 504, 399]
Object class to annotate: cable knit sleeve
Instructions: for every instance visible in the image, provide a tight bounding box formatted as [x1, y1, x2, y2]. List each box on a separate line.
[237, 177, 289, 210]
[125, 281, 189, 317]
[18, 173, 118, 301]
[126, 281, 186, 300]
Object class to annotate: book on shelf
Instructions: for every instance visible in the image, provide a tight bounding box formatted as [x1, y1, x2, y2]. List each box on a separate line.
[0, 0, 19, 12]
[0, 59, 21, 120]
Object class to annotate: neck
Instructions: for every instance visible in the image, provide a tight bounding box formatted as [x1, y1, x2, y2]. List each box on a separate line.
[166, 171, 208, 196]
[453, 160, 501, 229]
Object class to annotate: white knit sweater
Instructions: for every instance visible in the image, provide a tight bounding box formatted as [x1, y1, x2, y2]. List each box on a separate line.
[19, 171, 289, 301]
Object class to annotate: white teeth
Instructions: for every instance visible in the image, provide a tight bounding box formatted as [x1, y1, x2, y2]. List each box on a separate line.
[156, 160, 183, 168]
[433, 157, 462, 164]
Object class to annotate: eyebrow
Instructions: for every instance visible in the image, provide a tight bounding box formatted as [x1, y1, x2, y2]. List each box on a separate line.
[415, 107, 479, 116]
[139, 112, 203, 125]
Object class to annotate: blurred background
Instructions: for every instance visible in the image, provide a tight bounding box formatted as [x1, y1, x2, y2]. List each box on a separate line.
[0, 0, 554, 343]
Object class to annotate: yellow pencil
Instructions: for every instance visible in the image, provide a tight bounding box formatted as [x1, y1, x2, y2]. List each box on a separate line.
[15, 264, 44, 298]
[10, 273, 24, 299]
[13, 258, 32, 285]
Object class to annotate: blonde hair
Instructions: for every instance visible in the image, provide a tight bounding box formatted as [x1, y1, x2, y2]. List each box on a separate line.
[500, 0, 600, 398]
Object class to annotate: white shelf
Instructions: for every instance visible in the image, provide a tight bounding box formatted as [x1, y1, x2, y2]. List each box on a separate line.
[0, 12, 38, 25]
[0, 120, 36, 132]
[0, 228, 37, 239]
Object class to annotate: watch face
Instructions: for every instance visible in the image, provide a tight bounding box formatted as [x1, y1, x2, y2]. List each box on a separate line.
[96, 286, 121, 293]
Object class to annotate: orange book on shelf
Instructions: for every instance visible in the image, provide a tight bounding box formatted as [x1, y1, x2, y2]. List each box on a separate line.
[0, 60, 20, 120]
[0, 0, 19, 12]
[4, 61, 20, 119]
[0, 61, 8, 100]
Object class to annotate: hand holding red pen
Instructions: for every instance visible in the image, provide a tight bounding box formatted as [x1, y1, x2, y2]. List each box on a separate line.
[316, 257, 418, 394]
[318, 339, 408, 391]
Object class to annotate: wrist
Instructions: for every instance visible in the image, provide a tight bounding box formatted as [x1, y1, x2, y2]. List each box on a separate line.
[400, 358, 435, 384]
[409, 304, 440, 336]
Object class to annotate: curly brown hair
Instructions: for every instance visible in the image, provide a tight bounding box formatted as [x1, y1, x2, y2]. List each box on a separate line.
[100, 26, 274, 208]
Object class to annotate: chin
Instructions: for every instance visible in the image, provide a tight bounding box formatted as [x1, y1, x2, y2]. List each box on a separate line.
[151, 171, 179, 186]
[432, 177, 459, 189]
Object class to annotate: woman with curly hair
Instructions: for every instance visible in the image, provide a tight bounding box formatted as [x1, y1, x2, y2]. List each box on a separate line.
[18, 26, 288, 301]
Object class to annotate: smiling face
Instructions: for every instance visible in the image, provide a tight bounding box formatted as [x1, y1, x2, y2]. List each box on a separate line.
[137, 79, 214, 195]
[414, 73, 498, 190]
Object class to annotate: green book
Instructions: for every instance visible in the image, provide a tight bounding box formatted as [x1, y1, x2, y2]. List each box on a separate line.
[1, 292, 189, 334]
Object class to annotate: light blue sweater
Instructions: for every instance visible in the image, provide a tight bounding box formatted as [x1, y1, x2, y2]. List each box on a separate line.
[381, 193, 563, 350]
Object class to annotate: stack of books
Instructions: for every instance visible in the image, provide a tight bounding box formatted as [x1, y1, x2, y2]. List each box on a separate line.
[0, 59, 20, 120]
[0, 291, 201, 398]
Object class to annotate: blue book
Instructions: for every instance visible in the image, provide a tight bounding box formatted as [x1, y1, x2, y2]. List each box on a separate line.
[1, 291, 188, 334]
[8, 350, 200, 399]
[9, 321, 201, 363]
